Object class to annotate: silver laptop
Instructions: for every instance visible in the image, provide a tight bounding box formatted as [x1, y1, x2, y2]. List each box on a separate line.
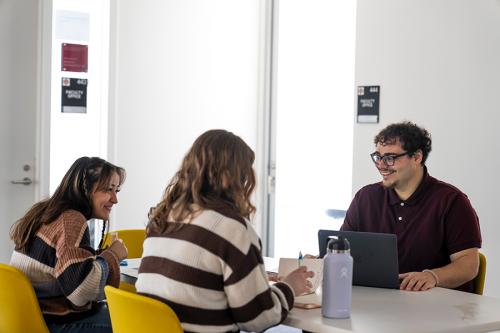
[318, 230, 400, 289]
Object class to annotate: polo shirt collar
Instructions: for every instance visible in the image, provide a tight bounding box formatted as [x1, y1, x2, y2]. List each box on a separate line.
[388, 166, 431, 205]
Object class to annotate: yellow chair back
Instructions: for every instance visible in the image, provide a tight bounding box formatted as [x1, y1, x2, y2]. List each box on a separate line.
[473, 252, 486, 295]
[102, 229, 146, 259]
[0, 263, 50, 333]
[105, 285, 183, 333]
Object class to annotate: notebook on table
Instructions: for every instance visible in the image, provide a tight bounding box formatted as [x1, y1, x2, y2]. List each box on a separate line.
[278, 258, 323, 294]
[277, 258, 324, 308]
[318, 230, 400, 289]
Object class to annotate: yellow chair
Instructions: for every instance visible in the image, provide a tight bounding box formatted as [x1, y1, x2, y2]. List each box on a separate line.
[102, 229, 146, 259]
[103, 229, 146, 293]
[0, 263, 50, 333]
[105, 285, 183, 333]
[473, 252, 487, 295]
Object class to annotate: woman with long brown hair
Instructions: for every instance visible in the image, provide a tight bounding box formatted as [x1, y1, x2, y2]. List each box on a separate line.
[137, 129, 313, 333]
[10, 156, 128, 333]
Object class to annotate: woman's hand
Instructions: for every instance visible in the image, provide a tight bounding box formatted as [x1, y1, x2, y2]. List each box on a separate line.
[267, 271, 280, 282]
[107, 239, 128, 261]
[282, 266, 315, 296]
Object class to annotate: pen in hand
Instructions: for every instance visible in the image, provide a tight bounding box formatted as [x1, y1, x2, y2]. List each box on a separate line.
[298, 251, 303, 268]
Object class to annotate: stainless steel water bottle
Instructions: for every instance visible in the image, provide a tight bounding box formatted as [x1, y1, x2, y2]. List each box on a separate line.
[321, 236, 353, 319]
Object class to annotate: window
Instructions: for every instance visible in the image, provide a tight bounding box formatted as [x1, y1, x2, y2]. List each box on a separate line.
[270, 0, 357, 257]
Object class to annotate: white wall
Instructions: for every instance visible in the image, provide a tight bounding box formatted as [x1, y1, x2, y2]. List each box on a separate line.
[109, 0, 264, 232]
[353, 0, 500, 296]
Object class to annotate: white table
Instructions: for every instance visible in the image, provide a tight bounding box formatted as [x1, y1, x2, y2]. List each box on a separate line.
[120, 258, 279, 279]
[120, 258, 500, 333]
[289, 286, 500, 333]
[120, 258, 141, 284]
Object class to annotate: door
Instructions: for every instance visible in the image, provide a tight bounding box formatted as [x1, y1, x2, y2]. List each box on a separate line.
[0, 0, 110, 262]
[0, 0, 45, 263]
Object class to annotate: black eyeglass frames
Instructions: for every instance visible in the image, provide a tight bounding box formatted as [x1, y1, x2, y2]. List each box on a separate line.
[370, 151, 410, 166]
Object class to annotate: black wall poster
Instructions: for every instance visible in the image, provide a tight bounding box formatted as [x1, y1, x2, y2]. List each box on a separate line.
[357, 86, 379, 123]
[62, 77, 87, 113]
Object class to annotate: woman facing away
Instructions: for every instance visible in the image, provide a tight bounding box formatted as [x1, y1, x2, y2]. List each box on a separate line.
[10, 156, 128, 333]
[136, 129, 314, 333]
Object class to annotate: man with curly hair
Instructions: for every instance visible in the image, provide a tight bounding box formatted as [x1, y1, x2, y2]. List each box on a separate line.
[341, 121, 481, 292]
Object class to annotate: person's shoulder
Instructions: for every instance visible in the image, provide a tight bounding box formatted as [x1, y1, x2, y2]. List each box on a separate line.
[39, 210, 88, 247]
[196, 209, 246, 227]
[198, 210, 259, 248]
[428, 175, 467, 197]
[355, 181, 385, 197]
[199, 210, 253, 235]
[60, 209, 87, 224]
[45, 209, 86, 228]
[57, 210, 88, 236]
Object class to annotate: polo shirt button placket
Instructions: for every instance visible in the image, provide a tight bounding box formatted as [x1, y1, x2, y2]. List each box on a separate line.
[398, 202, 405, 222]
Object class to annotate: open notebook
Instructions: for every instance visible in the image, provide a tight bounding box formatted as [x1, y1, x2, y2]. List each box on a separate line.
[278, 258, 323, 308]
[278, 258, 323, 294]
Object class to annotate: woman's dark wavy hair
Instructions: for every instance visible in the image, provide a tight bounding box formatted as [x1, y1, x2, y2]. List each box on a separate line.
[374, 121, 432, 164]
[148, 129, 256, 234]
[10, 156, 125, 251]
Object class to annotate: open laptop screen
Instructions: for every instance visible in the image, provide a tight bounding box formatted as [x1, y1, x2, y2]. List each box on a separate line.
[318, 230, 400, 289]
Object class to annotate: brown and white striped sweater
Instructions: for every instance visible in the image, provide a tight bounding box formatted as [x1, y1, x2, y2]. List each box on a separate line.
[136, 210, 295, 333]
[10, 210, 120, 320]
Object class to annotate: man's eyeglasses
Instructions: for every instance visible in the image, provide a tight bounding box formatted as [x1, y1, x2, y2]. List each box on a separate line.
[370, 152, 410, 166]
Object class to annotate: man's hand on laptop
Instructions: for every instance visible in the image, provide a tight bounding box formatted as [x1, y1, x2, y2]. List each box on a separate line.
[399, 271, 438, 291]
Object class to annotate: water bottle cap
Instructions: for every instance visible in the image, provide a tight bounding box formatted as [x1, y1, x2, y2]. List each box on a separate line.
[327, 236, 350, 252]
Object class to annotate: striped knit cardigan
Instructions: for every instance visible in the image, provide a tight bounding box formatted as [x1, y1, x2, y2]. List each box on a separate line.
[10, 210, 120, 320]
[136, 210, 295, 333]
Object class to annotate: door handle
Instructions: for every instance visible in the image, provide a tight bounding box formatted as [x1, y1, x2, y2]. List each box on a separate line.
[11, 177, 33, 185]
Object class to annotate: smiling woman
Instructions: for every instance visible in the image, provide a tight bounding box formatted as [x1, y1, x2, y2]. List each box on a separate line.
[9, 156, 128, 333]
[91, 172, 121, 221]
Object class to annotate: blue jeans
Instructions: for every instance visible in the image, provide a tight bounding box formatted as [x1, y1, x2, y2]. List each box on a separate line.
[46, 303, 112, 333]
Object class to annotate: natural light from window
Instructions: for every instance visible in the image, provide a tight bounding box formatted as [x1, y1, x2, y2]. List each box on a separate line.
[273, 0, 357, 258]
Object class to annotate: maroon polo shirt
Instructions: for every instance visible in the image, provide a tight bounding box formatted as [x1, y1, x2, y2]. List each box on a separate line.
[341, 167, 481, 292]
